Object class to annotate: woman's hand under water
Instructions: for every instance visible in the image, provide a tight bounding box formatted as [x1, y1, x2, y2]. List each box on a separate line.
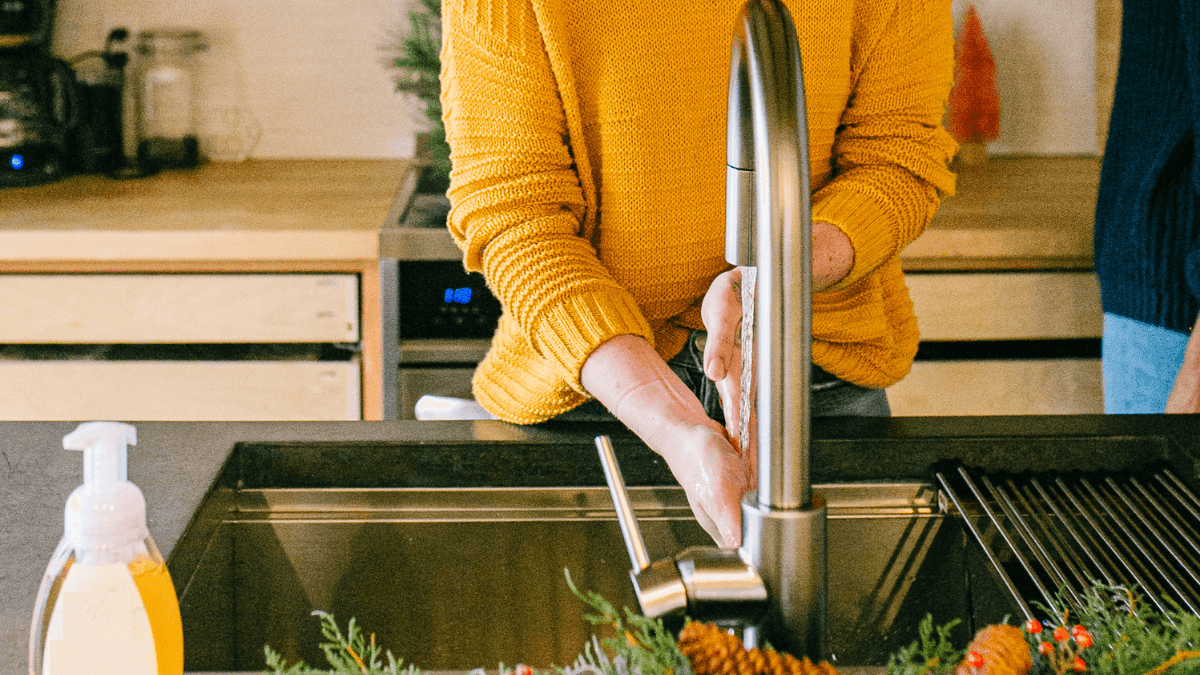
[700, 222, 853, 458]
[701, 267, 757, 460]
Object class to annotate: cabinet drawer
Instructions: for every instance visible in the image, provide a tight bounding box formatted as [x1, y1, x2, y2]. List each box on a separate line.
[0, 360, 361, 420]
[888, 359, 1102, 416]
[0, 274, 359, 343]
[906, 272, 1101, 340]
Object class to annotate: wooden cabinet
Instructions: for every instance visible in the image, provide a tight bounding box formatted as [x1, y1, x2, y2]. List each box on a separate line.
[890, 157, 1104, 416]
[889, 271, 1103, 416]
[903, 272, 1101, 341]
[891, 360, 1101, 416]
[0, 157, 1107, 419]
[0, 274, 359, 343]
[0, 361, 361, 421]
[0, 160, 404, 421]
[0, 274, 363, 420]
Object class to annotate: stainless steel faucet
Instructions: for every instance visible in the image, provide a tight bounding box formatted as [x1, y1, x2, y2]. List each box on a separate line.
[595, 0, 828, 660]
[726, 0, 828, 660]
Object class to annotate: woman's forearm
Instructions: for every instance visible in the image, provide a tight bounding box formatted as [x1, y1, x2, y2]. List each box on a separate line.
[580, 335, 712, 447]
[813, 221, 854, 291]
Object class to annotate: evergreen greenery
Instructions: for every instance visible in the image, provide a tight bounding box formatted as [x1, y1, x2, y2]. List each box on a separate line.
[264, 611, 420, 675]
[1027, 584, 1200, 675]
[264, 577, 1200, 675]
[391, 0, 451, 191]
[884, 615, 964, 675]
[563, 569, 694, 675]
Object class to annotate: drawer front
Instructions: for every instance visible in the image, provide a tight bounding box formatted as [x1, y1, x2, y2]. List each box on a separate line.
[906, 272, 1101, 340]
[0, 360, 361, 420]
[0, 274, 359, 343]
[888, 359, 1102, 416]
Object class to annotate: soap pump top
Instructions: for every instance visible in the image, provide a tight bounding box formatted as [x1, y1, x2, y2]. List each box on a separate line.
[62, 421, 147, 561]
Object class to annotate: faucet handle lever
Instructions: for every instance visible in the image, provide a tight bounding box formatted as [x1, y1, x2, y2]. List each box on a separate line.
[595, 435, 652, 571]
[596, 435, 688, 619]
[596, 435, 766, 625]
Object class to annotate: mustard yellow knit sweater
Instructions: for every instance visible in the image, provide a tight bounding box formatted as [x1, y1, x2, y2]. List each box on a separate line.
[441, 0, 958, 424]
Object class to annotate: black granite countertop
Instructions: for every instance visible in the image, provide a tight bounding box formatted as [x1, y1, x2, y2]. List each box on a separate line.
[3, 420, 551, 672]
[6, 416, 1200, 673]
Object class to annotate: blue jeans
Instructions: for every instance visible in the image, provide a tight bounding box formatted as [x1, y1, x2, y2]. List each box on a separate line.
[1102, 313, 1188, 414]
[558, 330, 890, 421]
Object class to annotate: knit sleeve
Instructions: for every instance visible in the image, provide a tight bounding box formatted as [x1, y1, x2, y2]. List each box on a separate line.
[1185, 0, 1200, 193]
[440, 0, 654, 392]
[810, 0, 958, 290]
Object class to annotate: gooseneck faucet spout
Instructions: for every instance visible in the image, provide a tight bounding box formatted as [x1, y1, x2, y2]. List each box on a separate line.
[726, 0, 812, 510]
[728, 0, 828, 659]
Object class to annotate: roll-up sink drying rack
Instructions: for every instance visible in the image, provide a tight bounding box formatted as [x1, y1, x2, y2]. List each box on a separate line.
[937, 462, 1200, 621]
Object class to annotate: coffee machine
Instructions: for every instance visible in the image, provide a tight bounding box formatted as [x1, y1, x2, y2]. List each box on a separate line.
[0, 0, 53, 48]
[0, 0, 76, 187]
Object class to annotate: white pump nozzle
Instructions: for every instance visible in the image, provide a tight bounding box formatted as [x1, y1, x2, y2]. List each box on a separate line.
[64, 421, 137, 491]
[62, 422, 147, 556]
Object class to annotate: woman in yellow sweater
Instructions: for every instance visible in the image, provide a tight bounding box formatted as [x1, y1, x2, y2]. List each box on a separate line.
[440, 0, 957, 547]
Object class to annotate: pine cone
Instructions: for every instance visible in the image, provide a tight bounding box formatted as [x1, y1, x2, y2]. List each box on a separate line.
[677, 621, 844, 675]
[955, 624, 1032, 675]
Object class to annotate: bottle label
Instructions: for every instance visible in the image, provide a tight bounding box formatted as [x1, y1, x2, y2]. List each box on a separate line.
[43, 562, 157, 675]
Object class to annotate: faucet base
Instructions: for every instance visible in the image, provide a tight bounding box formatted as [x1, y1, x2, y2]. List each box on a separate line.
[739, 491, 828, 661]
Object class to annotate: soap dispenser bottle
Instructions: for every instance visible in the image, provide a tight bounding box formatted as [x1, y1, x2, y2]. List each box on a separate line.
[28, 422, 184, 675]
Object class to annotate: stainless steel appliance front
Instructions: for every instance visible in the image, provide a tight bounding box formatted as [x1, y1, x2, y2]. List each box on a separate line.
[384, 191, 502, 418]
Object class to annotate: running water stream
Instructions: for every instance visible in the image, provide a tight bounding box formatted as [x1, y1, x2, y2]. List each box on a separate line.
[739, 266, 756, 454]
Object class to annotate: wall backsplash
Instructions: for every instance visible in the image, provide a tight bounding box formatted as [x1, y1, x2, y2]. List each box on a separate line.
[50, 0, 1108, 161]
[951, 0, 1108, 156]
[53, 0, 423, 160]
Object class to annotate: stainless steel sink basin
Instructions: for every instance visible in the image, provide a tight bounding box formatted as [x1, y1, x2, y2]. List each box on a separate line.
[172, 442, 1002, 672]
[168, 418, 1200, 673]
[177, 480, 976, 671]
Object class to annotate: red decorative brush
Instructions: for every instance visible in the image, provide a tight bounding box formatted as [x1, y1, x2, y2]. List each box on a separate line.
[947, 5, 1000, 165]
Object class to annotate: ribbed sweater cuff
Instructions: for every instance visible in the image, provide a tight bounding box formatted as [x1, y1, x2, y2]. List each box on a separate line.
[812, 189, 896, 291]
[532, 290, 654, 392]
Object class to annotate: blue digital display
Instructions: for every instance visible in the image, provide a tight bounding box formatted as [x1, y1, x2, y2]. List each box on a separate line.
[10, 154, 24, 170]
[443, 287, 473, 304]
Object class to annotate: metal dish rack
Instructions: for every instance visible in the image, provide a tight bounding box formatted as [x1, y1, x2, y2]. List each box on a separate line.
[937, 463, 1200, 620]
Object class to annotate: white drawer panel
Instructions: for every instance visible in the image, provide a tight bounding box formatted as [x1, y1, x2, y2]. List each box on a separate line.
[906, 272, 1101, 340]
[0, 360, 361, 420]
[888, 359, 1102, 416]
[0, 274, 359, 343]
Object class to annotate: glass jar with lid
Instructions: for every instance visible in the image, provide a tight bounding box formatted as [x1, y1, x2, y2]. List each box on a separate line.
[134, 28, 206, 169]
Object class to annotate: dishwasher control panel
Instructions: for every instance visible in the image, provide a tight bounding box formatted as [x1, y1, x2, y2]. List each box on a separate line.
[399, 260, 502, 340]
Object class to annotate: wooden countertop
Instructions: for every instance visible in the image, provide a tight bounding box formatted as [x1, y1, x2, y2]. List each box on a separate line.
[903, 155, 1101, 271]
[0, 159, 408, 266]
[1, 156, 1098, 271]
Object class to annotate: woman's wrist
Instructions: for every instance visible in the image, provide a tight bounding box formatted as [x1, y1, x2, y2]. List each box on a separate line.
[813, 220, 854, 291]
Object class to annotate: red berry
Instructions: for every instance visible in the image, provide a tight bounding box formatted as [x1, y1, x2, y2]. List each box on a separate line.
[966, 651, 985, 668]
[515, 665, 533, 675]
[1073, 656, 1087, 672]
[1024, 618, 1043, 634]
[1075, 631, 1094, 649]
[1038, 641, 1056, 655]
[1053, 626, 1070, 642]
[1070, 625, 1088, 638]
